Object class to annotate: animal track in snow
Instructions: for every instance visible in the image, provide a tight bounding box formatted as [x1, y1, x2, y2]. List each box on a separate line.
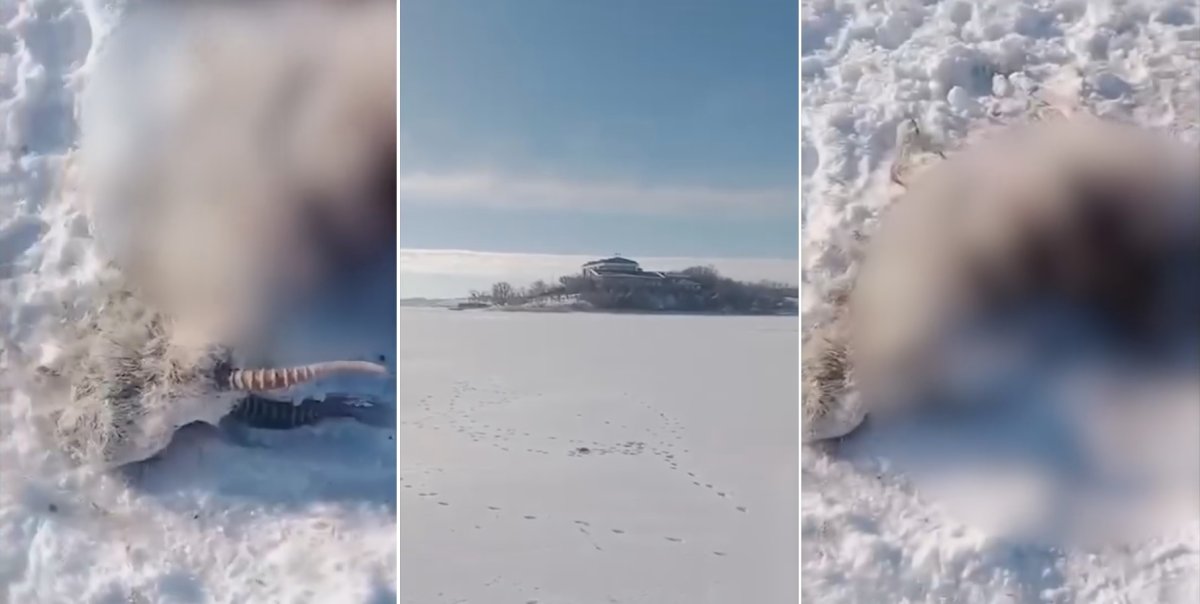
[403, 384, 750, 537]
[402, 492, 732, 557]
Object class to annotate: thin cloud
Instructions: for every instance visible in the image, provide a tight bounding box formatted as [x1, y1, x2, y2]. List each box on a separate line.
[398, 171, 795, 216]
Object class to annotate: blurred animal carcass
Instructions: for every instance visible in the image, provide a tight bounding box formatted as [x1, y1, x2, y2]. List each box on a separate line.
[78, 0, 395, 342]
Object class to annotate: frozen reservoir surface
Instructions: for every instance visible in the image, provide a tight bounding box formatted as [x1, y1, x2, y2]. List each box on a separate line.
[398, 308, 799, 603]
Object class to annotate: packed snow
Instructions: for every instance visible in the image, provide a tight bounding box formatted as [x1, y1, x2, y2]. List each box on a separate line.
[0, 2, 395, 602]
[399, 308, 799, 603]
[803, 0, 1199, 602]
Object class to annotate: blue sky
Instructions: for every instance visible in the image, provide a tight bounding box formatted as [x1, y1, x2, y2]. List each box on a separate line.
[399, 0, 797, 295]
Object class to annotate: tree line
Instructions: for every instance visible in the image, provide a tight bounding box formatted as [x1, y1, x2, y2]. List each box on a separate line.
[469, 266, 798, 314]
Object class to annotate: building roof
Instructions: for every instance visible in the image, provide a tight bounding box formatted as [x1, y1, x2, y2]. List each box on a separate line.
[582, 256, 639, 267]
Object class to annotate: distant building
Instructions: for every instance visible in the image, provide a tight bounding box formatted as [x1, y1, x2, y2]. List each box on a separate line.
[581, 256, 641, 276]
[580, 256, 701, 290]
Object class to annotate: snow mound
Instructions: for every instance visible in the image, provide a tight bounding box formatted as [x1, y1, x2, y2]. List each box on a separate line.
[0, 2, 395, 601]
[803, 1, 1199, 602]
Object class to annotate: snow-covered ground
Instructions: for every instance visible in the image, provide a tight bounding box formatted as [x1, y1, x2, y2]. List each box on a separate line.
[398, 308, 798, 603]
[0, 2, 395, 602]
[803, 1, 1199, 602]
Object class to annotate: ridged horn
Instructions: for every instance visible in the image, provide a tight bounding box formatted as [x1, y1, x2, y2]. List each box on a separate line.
[224, 360, 388, 391]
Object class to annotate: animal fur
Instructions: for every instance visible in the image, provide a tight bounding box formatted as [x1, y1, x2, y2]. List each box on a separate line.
[803, 116, 1200, 443]
[31, 274, 388, 469]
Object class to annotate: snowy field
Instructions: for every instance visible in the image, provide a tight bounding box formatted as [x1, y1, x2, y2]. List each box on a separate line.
[0, 2, 395, 602]
[803, 0, 1199, 602]
[398, 308, 798, 603]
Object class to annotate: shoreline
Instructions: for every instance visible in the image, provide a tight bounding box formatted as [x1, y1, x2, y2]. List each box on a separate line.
[424, 304, 796, 317]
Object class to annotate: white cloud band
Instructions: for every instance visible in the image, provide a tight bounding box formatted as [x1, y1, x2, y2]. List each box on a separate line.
[399, 171, 794, 216]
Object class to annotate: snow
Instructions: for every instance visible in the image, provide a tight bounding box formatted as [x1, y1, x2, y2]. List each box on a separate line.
[398, 308, 799, 603]
[803, 1, 1199, 602]
[0, 2, 395, 602]
[5, 0, 1199, 601]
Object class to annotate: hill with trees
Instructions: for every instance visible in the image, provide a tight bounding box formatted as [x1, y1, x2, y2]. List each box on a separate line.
[466, 265, 798, 315]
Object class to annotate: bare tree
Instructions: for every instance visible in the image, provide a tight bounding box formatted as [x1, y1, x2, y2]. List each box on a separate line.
[681, 265, 721, 287]
[528, 280, 550, 298]
[490, 281, 515, 305]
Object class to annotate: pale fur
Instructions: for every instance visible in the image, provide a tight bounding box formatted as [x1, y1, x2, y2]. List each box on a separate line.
[804, 116, 1200, 443]
[29, 271, 390, 468]
[34, 276, 244, 468]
